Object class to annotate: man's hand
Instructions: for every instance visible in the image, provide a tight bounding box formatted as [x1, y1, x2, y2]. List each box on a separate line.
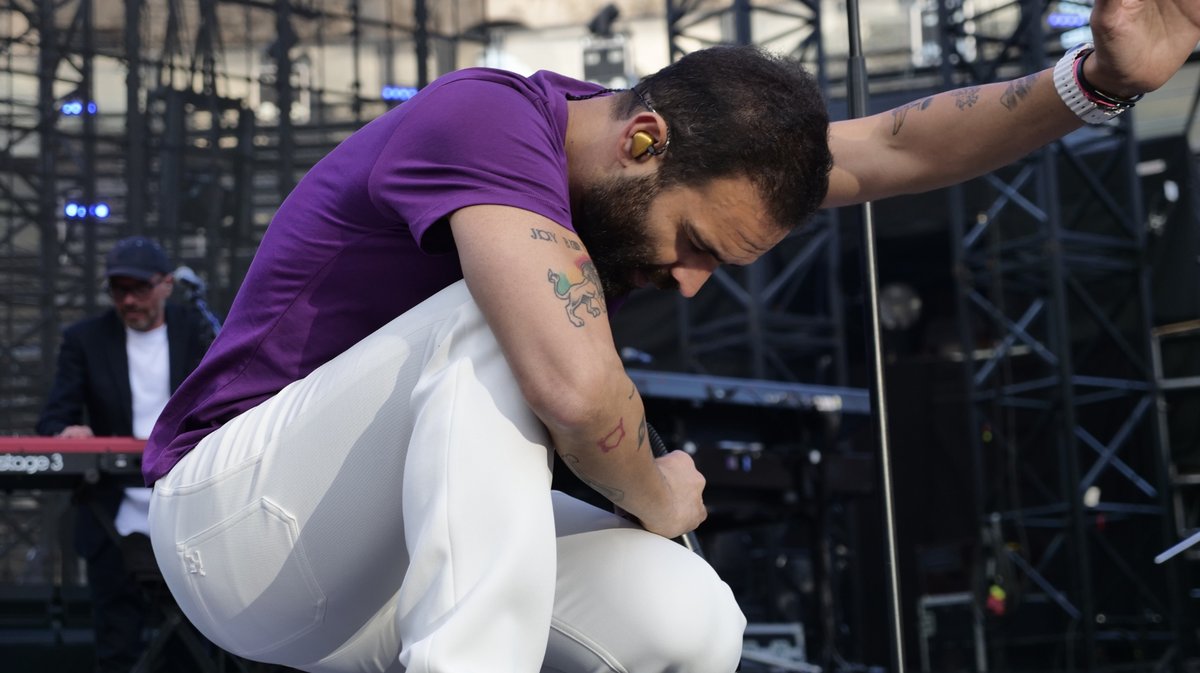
[1087, 0, 1200, 96]
[58, 425, 94, 439]
[637, 451, 708, 540]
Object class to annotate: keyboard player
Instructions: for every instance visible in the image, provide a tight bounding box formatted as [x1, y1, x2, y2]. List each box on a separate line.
[35, 236, 212, 673]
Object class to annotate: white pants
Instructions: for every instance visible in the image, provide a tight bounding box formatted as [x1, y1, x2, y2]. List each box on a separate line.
[148, 280, 745, 673]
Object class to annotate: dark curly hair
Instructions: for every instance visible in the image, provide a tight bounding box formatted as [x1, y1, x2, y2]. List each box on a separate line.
[615, 45, 832, 231]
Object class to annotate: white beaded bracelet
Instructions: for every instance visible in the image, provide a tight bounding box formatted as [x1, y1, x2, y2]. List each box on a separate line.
[1053, 43, 1139, 125]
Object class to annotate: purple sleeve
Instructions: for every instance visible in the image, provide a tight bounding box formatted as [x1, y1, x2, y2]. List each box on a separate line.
[367, 75, 575, 252]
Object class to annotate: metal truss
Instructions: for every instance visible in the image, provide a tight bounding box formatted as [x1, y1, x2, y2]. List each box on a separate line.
[939, 0, 1185, 668]
[667, 0, 826, 76]
[664, 0, 844, 386]
[1, 0, 105, 434]
[1152, 321, 1200, 567]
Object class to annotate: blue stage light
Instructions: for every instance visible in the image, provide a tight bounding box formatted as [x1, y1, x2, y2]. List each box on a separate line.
[381, 85, 418, 102]
[60, 100, 97, 116]
[65, 201, 111, 219]
[1047, 12, 1088, 28]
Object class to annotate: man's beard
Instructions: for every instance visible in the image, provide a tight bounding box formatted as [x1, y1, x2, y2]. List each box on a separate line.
[119, 305, 161, 331]
[574, 173, 677, 298]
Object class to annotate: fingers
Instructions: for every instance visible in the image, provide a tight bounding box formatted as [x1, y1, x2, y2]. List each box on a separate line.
[58, 425, 94, 439]
[654, 450, 708, 534]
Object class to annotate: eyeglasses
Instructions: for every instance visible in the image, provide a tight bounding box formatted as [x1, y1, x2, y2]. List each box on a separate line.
[108, 277, 165, 300]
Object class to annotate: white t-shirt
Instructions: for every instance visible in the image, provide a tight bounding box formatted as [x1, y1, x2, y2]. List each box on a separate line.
[115, 323, 170, 537]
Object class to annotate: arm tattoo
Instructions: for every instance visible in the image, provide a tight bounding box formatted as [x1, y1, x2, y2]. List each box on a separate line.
[531, 227, 582, 251]
[1000, 73, 1040, 111]
[547, 259, 606, 327]
[637, 414, 647, 451]
[890, 97, 934, 135]
[530, 227, 558, 242]
[597, 418, 625, 453]
[954, 87, 981, 110]
[563, 453, 625, 502]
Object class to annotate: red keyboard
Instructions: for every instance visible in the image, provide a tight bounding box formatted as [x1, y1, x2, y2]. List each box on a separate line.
[0, 436, 146, 488]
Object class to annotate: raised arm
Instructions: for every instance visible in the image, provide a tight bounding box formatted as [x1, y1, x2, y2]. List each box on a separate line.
[450, 205, 706, 539]
[823, 0, 1200, 208]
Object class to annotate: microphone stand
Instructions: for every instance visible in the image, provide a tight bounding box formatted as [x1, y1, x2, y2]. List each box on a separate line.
[844, 0, 905, 671]
[183, 285, 223, 337]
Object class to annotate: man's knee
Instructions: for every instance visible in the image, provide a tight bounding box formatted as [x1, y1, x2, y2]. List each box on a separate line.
[617, 545, 746, 671]
[652, 571, 745, 670]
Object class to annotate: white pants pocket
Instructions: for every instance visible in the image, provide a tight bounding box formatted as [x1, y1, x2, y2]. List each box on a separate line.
[177, 496, 326, 658]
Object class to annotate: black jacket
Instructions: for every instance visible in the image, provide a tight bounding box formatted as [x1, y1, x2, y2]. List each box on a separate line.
[36, 303, 211, 558]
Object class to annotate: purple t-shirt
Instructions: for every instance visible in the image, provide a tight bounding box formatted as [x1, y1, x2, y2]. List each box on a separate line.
[143, 68, 603, 484]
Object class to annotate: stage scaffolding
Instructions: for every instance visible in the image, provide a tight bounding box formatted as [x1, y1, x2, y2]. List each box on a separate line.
[663, 0, 844, 386]
[937, 0, 1188, 669]
[2, 0, 100, 439]
[0, 0, 486, 435]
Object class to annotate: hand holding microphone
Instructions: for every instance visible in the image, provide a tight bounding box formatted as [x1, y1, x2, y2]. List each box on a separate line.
[645, 422, 706, 558]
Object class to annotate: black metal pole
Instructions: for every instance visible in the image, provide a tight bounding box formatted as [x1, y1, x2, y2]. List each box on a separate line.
[275, 0, 295, 199]
[37, 0, 61, 393]
[414, 0, 430, 88]
[81, 0, 97, 315]
[843, 0, 906, 670]
[125, 0, 146, 234]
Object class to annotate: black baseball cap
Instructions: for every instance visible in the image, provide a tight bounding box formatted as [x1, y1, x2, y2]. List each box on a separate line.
[105, 236, 172, 282]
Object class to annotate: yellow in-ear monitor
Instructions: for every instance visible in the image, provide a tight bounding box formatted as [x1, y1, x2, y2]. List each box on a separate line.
[631, 131, 661, 158]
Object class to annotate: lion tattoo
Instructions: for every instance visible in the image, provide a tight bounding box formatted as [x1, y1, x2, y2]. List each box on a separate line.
[548, 261, 605, 327]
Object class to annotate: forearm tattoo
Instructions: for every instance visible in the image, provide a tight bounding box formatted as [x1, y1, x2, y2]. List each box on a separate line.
[562, 453, 625, 502]
[597, 418, 625, 453]
[1000, 73, 1040, 111]
[954, 86, 981, 110]
[890, 96, 933, 135]
[637, 414, 647, 451]
[547, 258, 606, 327]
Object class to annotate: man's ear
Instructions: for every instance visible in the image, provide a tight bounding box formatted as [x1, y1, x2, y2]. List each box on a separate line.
[622, 113, 668, 163]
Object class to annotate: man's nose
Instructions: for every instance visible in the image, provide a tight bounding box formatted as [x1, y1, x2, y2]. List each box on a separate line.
[671, 265, 715, 298]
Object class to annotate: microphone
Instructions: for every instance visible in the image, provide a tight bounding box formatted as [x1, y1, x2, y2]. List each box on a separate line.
[173, 266, 207, 295]
[173, 265, 223, 337]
